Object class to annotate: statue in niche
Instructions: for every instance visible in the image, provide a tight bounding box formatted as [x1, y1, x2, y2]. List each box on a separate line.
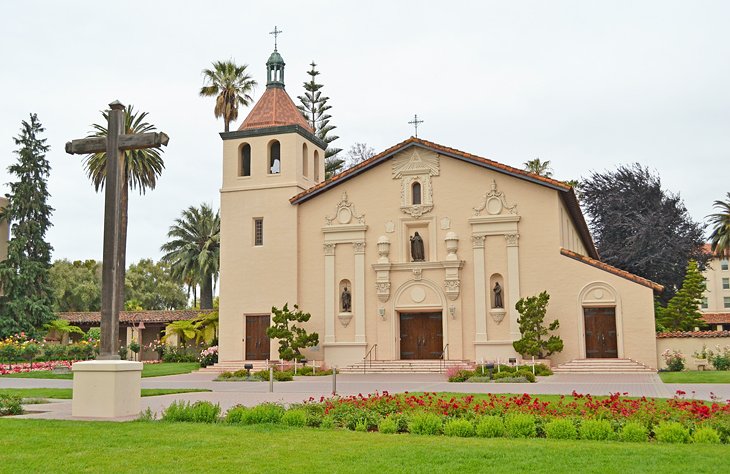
[493, 282, 504, 308]
[341, 287, 352, 312]
[410, 232, 425, 262]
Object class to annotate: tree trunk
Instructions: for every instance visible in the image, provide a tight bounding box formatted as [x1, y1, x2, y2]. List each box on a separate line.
[224, 119, 230, 133]
[200, 274, 213, 310]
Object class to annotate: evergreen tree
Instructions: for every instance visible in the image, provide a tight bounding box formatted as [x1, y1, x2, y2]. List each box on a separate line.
[297, 62, 343, 178]
[512, 291, 564, 358]
[657, 260, 707, 332]
[0, 114, 55, 338]
[266, 303, 319, 361]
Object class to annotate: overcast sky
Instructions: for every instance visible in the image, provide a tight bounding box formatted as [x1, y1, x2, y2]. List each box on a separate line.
[1, 1, 728, 263]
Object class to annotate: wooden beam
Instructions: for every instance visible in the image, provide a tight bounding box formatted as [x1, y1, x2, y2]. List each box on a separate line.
[118, 132, 169, 150]
[65, 137, 107, 155]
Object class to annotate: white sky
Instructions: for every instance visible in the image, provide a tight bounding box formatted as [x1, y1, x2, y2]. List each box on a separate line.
[1, 1, 728, 263]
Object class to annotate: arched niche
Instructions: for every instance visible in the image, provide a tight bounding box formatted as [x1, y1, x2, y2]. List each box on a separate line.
[314, 150, 320, 181]
[302, 143, 309, 178]
[239, 143, 251, 177]
[412, 181, 422, 205]
[268, 140, 281, 174]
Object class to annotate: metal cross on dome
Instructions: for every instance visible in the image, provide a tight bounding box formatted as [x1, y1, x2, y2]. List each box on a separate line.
[409, 114, 424, 138]
[270, 26, 283, 50]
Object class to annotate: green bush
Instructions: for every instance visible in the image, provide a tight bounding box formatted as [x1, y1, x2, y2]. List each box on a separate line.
[0, 394, 23, 416]
[579, 419, 614, 441]
[320, 416, 336, 429]
[692, 426, 721, 444]
[355, 420, 368, 432]
[327, 403, 381, 431]
[219, 371, 233, 379]
[620, 422, 648, 442]
[709, 413, 730, 443]
[274, 371, 294, 381]
[448, 369, 476, 382]
[514, 370, 536, 382]
[533, 364, 553, 376]
[492, 371, 533, 383]
[378, 416, 399, 434]
[495, 365, 517, 373]
[544, 418, 577, 440]
[162, 346, 198, 363]
[443, 418, 475, 437]
[476, 416, 506, 438]
[281, 409, 308, 427]
[224, 405, 249, 424]
[233, 369, 249, 378]
[240, 403, 285, 424]
[161, 401, 220, 423]
[505, 414, 537, 438]
[654, 421, 690, 443]
[710, 354, 730, 371]
[408, 413, 443, 436]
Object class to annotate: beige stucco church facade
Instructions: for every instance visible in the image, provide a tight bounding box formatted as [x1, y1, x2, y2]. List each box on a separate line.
[217, 47, 662, 370]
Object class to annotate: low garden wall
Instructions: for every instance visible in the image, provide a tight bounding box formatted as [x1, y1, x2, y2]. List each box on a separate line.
[656, 331, 730, 370]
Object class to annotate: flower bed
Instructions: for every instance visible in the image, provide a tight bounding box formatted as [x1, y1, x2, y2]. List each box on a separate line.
[446, 363, 552, 383]
[151, 391, 730, 444]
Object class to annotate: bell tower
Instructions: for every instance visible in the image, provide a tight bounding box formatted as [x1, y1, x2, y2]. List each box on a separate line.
[217, 35, 327, 363]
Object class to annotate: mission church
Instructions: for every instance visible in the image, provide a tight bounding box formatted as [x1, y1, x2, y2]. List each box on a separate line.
[216, 43, 661, 371]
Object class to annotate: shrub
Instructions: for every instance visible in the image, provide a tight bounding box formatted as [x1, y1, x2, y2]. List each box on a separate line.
[0, 394, 23, 416]
[161, 401, 220, 423]
[162, 345, 198, 363]
[327, 403, 381, 431]
[448, 369, 476, 382]
[661, 349, 685, 372]
[505, 414, 537, 438]
[620, 422, 648, 442]
[476, 416, 506, 438]
[493, 372, 533, 383]
[579, 419, 614, 441]
[240, 403, 285, 424]
[443, 418, 475, 437]
[692, 427, 721, 444]
[654, 421, 690, 443]
[514, 370, 536, 383]
[408, 413, 443, 436]
[219, 371, 233, 379]
[274, 371, 294, 381]
[224, 405, 249, 424]
[544, 418, 578, 440]
[533, 364, 553, 376]
[320, 416, 336, 429]
[355, 420, 368, 432]
[281, 409, 308, 427]
[378, 416, 399, 434]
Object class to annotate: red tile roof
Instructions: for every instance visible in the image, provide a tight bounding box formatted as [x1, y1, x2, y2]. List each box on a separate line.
[560, 248, 664, 292]
[657, 330, 730, 338]
[59, 310, 214, 325]
[702, 312, 730, 324]
[239, 87, 313, 132]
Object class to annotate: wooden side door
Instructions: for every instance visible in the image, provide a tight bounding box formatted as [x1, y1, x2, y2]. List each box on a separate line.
[400, 313, 418, 360]
[400, 312, 443, 359]
[245, 315, 270, 360]
[421, 313, 443, 359]
[584, 307, 618, 358]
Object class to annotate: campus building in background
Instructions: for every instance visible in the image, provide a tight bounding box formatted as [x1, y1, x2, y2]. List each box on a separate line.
[701, 244, 730, 331]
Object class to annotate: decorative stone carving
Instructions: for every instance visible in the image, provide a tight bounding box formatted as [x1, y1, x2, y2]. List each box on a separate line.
[338, 312, 353, 327]
[377, 236, 390, 263]
[375, 281, 391, 302]
[473, 180, 517, 216]
[412, 268, 423, 281]
[444, 232, 459, 261]
[385, 220, 395, 233]
[325, 191, 365, 225]
[440, 217, 451, 230]
[410, 286, 426, 303]
[353, 240, 366, 254]
[490, 309, 506, 324]
[505, 233, 519, 247]
[392, 150, 440, 219]
[392, 149, 440, 178]
[323, 243, 336, 256]
[471, 235, 486, 249]
[444, 279, 460, 301]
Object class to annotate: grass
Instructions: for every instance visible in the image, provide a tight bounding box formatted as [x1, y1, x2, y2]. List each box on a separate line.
[0, 388, 210, 400]
[0, 420, 728, 473]
[0, 362, 200, 379]
[659, 371, 730, 384]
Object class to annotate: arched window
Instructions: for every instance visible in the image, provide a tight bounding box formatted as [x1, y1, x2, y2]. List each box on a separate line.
[302, 143, 309, 178]
[412, 182, 422, 205]
[269, 140, 281, 174]
[314, 150, 320, 181]
[240, 143, 251, 177]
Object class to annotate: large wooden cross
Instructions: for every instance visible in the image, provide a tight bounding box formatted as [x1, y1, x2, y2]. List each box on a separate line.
[66, 100, 169, 359]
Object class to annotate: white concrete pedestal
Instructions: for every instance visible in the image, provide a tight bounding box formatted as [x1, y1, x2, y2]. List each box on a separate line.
[72, 360, 143, 418]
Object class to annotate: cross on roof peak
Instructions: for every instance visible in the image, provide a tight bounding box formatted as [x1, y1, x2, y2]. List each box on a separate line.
[408, 114, 424, 138]
[270, 26, 283, 51]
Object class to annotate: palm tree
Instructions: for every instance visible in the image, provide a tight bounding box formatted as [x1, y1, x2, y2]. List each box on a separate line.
[524, 158, 553, 178]
[708, 192, 730, 257]
[200, 60, 257, 132]
[83, 105, 165, 307]
[160, 204, 220, 309]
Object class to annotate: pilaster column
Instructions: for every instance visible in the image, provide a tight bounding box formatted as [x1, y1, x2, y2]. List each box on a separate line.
[505, 233, 521, 340]
[323, 243, 336, 343]
[353, 241, 366, 343]
[472, 235, 487, 342]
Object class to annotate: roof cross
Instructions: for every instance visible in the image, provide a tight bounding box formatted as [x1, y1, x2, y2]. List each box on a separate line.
[270, 26, 283, 50]
[408, 114, 424, 138]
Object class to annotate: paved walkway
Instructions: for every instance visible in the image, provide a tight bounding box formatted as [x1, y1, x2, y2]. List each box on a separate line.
[4, 371, 729, 421]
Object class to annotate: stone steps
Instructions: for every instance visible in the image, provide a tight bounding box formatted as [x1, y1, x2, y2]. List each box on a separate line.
[554, 358, 655, 373]
[339, 360, 472, 374]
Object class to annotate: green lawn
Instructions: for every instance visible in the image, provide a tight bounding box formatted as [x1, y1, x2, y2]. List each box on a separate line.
[0, 388, 210, 400]
[659, 371, 730, 384]
[0, 420, 727, 473]
[0, 362, 200, 379]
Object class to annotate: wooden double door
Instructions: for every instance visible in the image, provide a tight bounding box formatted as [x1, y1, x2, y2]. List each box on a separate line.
[400, 312, 443, 360]
[245, 315, 270, 360]
[584, 307, 618, 358]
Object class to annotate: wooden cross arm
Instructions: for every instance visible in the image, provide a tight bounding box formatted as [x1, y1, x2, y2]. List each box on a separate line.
[65, 132, 170, 155]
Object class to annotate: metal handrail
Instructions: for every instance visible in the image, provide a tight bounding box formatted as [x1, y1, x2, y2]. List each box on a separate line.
[439, 343, 449, 373]
[363, 344, 378, 374]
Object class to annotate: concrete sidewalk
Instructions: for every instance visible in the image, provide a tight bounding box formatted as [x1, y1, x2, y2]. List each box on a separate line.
[6, 371, 730, 421]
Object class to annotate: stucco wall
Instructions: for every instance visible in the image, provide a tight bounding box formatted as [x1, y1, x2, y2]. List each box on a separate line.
[656, 335, 730, 370]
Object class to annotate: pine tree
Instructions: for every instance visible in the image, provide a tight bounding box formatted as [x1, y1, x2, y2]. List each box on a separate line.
[266, 303, 319, 361]
[0, 114, 55, 338]
[297, 62, 343, 178]
[657, 260, 707, 332]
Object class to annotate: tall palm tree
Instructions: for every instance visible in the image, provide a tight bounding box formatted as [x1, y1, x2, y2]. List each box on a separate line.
[524, 158, 553, 178]
[200, 60, 257, 132]
[708, 192, 730, 257]
[83, 105, 165, 307]
[160, 204, 220, 310]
